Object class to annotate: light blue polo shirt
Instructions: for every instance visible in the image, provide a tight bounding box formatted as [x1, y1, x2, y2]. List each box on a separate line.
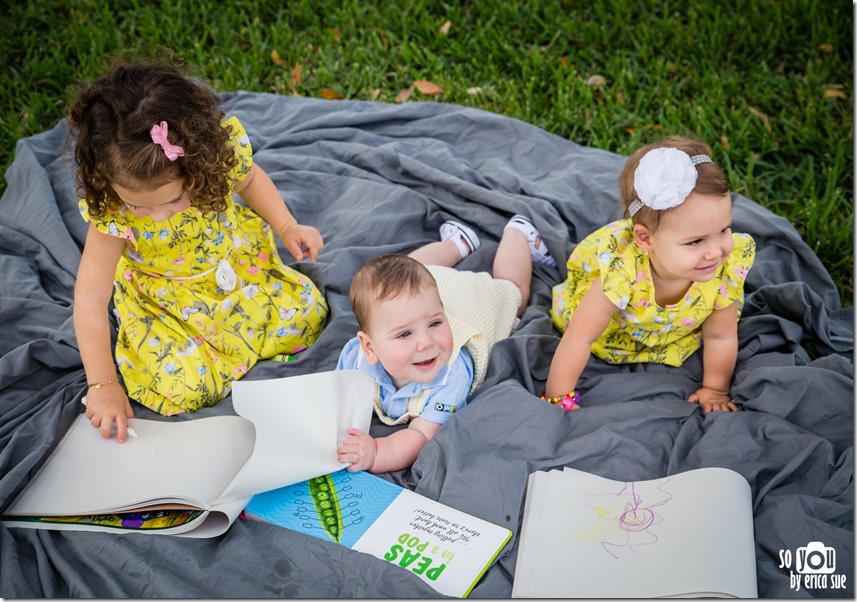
[336, 336, 474, 425]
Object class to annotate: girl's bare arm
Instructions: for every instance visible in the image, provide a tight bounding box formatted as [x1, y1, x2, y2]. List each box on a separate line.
[689, 302, 739, 412]
[234, 164, 323, 262]
[545, 279, 618, 399]
[74, 224, 135, 441]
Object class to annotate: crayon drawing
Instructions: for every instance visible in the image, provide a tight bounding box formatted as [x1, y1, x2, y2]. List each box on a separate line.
[571, 478, 674, 559]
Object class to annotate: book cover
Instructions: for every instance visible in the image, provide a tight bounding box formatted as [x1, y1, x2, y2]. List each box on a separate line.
[2, 370, 375, 538]
[244, 469, 512, 598]
[512, 467, 758, 598]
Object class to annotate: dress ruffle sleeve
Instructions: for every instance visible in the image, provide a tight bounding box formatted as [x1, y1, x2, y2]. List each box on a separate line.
[223, 116, 253, 187]
[713, 232, 756, 310]
[77, 200, 138, 240]
[596, 222, 635, 311]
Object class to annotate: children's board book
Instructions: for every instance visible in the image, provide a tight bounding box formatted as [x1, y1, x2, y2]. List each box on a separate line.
[511, 467, 758, 598]
[1, 370, 375, 538]
[244, 469, 512, 598]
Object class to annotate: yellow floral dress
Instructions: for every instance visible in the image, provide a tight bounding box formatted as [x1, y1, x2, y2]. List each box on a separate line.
[551, 219, 755, 366]
[79, 117, 329, 415]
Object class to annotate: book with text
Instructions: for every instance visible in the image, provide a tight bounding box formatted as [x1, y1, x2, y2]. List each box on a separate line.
[2, 370, 375, 538]
[512, 467, 757, 598]
[244, 469, 512, 598]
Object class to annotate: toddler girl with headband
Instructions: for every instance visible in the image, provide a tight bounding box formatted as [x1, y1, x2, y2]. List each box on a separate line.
[547, 136, 755, 413]
[69, 59, 329, 441]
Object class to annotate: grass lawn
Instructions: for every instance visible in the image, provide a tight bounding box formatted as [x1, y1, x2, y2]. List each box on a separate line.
[2, 0, 852, 304]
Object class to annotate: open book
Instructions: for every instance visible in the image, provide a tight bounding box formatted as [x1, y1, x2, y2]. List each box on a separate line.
[244, 469, 512, 598]
[2, 370, 375, 538]
[512, 467, 757, 598]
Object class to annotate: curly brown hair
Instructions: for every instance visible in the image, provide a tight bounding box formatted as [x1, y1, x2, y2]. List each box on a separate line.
[350, 254, 441, 332]
[619, 135, 729, 232]
[67, 58, 239, 218]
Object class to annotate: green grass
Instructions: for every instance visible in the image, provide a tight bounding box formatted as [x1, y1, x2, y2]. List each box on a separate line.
[2, 0, 852, 304]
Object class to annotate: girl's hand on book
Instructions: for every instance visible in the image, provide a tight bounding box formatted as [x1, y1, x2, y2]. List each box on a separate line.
[688, 387, 738, 414]
[84, 387, 136, 442]
[337, 427, 376, 472]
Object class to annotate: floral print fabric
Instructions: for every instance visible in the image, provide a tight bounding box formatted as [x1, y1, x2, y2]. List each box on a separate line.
[79, 117, 329, 415]
[551, 219, 754, 367]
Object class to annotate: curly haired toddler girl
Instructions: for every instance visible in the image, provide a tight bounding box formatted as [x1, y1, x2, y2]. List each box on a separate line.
[70, 59, 329, 441]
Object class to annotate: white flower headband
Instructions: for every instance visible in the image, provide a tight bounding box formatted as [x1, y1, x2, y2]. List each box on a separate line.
[629, 147, 713, 217]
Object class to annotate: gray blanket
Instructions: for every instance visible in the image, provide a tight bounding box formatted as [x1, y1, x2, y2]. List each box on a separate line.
[0, 91, 852, 598]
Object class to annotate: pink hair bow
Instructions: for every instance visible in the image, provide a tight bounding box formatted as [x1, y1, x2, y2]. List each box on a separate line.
[149, 121, 185, 161]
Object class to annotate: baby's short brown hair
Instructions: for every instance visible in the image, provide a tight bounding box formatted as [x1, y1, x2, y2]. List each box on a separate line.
[350, 254, 440, 332]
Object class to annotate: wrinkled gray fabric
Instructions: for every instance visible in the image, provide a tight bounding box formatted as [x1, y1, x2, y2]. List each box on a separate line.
[0, 91, 851, 598]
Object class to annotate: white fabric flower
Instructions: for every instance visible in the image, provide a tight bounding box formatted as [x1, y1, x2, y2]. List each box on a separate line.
[633, 147, 698, 211]
[215, 258, 238, 292]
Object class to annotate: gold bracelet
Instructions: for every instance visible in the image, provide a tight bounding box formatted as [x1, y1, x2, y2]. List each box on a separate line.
[87, 379, 117, 390]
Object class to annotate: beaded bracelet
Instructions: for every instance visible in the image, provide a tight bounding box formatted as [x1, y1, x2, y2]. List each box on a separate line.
[540, 391, 580, 411]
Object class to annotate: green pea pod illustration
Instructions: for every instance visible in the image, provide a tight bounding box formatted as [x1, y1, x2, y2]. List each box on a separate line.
[308, 474, 343, 543]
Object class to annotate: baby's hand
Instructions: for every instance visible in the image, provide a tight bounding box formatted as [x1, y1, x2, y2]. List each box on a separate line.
[280, 224, 323, 263]
[688, 387, 738, 414]
[337, 427, 376, 472]
[83, 387, 136, 442]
